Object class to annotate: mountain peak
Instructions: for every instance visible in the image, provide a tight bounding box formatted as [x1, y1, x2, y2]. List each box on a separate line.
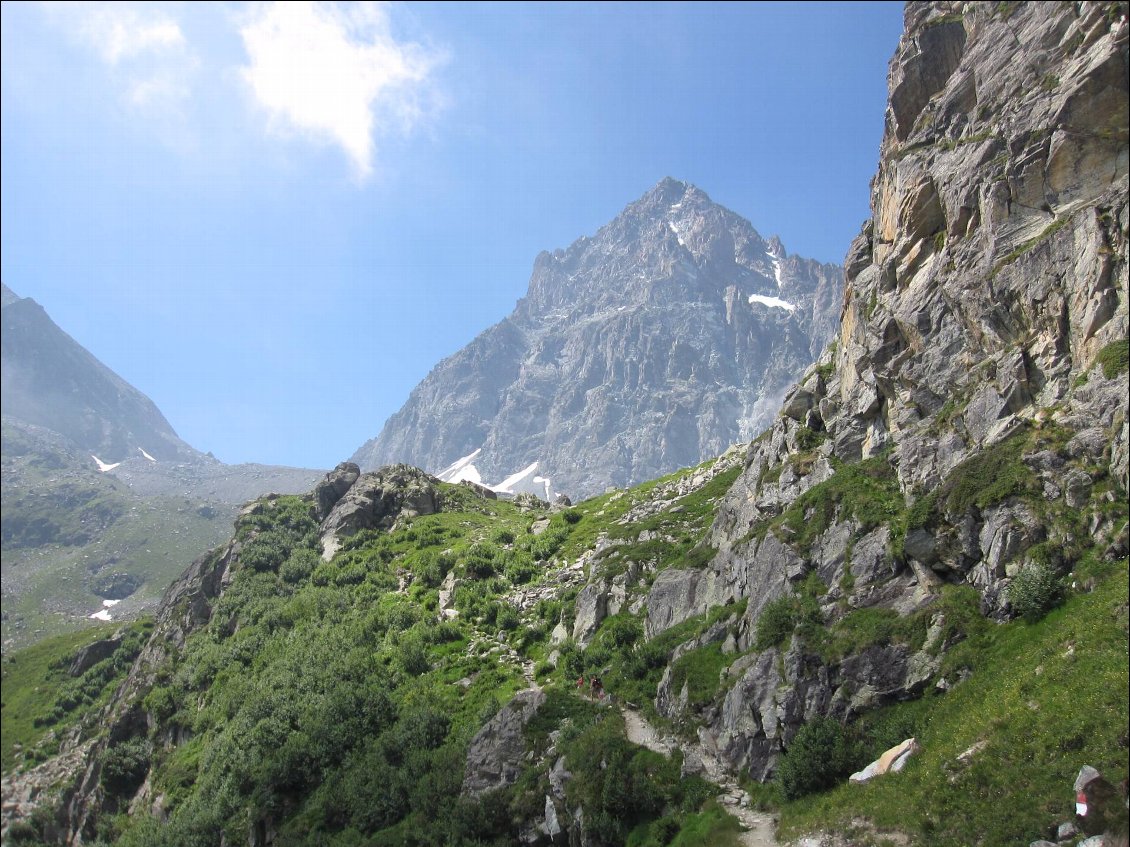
[1, 282, 22, 307]
[352, 181, 843, 497]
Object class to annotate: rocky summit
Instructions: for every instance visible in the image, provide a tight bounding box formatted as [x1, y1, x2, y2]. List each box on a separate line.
[351, 178, 843, 500]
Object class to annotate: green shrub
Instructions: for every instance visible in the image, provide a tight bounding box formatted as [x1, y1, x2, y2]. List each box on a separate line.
[754, 587, 823, 651]
[795, 426, 826, 451]
[940, 434, 1036, 515]
[491, 527, 516, 545]
[755, 597, 797, 650]
[1097, 339, 1129, 379]
[1007, 561, 1062, 621]
[100, 737, 151, 797]
[776, 717, 859, 800]
[561, 508, 583, 524]
[279, 548, 319, 584]
[496, 605, 521, 631]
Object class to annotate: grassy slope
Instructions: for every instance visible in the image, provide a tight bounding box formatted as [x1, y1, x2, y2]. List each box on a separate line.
[1, 497, 232, 651]
[780, 560, 1130, 847]
[0, 621, 150, 772]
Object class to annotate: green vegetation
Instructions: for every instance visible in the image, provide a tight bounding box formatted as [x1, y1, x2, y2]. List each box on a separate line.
[938, 432, 1036, 516]
[820, 606, 930, 663]
[773, 455, 903, 550]
[1097, 338, 1129, 379]
[667, 641, 730, 710]
[779, 562, 1130, 846]
[0, 479, 128, 549]
[1, 619, 151, 772]
[78, 471, 754, 847]
[1007, 560, 1062, 621]
[559, 709, 715, 844]
[628, 800, 744, 847]
[777, 717, 859, 801]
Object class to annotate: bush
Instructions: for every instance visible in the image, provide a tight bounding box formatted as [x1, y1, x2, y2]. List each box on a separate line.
[776, 717, 859, 800]
[491, 527, 516, 545]
[100, 737, 151, 797]
[561, 508, 583, 525]
[753, 590, 821, 651]
[496, 605, 520, 631]
[1007, 561, 1062, 621]
[279, 548, 319, 584]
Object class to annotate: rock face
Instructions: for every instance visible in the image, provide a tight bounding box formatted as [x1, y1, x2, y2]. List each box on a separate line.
[639, 0, 1128, 784]
[352, 178, 843, 499]
[312, 461, 361, 521]
[462, 689, 546, 797]
[319, 465, 440, 559]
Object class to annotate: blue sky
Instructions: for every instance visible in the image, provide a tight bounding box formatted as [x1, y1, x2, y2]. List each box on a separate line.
[1, 1, 904, 470]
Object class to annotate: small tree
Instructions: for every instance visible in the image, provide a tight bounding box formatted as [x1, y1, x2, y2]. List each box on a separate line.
[1007, 561, 1062, 621]
[776, 717, 858, 800]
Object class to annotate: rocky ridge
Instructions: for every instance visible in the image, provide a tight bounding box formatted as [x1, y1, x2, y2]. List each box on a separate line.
[352, 178, 843, 499]
[624, 0, 1129, 788]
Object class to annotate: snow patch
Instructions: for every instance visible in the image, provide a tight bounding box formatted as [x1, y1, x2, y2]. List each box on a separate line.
[748, 293, 797, 312]
[92, 455, 120, 473]
[492, 461, 554, 502]
[437, 449, 483, 485]
[139, 448, 157, 463]
[89, 609, 113, 621]
[667, 220, 686, 247]
[437, 449, 555, 501]
[103, 599, 121, 607]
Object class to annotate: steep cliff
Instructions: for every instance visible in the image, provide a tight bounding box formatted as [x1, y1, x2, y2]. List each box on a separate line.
[639, 0, 1129, 793]
[352, 178, 842, 499]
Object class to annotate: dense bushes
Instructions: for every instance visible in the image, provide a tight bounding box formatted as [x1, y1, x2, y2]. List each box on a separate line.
[562, 712, 713, 843]
[101, 737, 152, 797]
[776, 717, 859, 800]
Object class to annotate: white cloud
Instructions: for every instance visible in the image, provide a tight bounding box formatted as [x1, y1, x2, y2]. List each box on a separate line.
[48, 3, 186, 64]
[44, 2, 197, 142]
[239, 1, 442, 177]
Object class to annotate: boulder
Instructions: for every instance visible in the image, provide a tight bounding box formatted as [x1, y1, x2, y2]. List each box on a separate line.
[849, 738, 920, 783]
[311, 462, 360, 521]
[319, 465, 439, 560]
[462, 689, 545, 797]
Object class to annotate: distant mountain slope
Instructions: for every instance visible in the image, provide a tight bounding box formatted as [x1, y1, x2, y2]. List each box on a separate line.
[0, 285, 322, 649]
[1, 284, 194, 464]
[352, 179, 843, 498]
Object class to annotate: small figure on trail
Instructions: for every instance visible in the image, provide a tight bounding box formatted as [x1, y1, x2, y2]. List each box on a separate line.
[591, 676, 603, 703]
[576, 675, 585, 694]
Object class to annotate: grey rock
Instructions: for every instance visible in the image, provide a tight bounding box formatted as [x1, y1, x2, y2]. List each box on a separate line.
[352, 179, 843, 499]
[68, 634, 123, 677]
[319, 465, 440, 560]
[572, 580, 610, 648]
[1075, 765, 1103, 794]
[1063, 469, 1094, 509]
[312, 462, 360, 521]
[463, 688, 545, 797]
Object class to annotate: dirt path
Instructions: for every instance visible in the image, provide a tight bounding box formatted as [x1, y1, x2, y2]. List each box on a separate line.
[622, 708, 780, 847]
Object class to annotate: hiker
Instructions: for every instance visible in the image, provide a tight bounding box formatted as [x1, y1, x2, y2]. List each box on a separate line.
[576, 675, 585, 694]
[591, 676, 603, 703]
